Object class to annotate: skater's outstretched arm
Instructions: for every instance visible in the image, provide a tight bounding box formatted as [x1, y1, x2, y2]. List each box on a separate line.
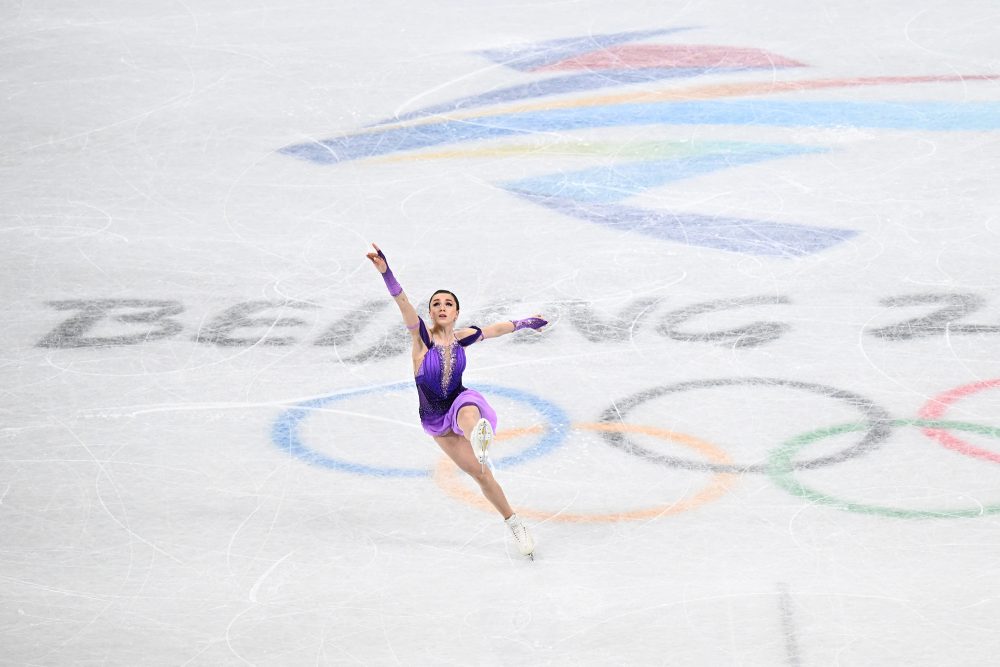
[479, 316, 548, 340]
[366, 243, 421, 335]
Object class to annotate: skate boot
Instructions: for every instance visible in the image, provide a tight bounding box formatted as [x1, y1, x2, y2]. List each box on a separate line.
[470, 417, 493, 472]
[505, 513, 534, 560]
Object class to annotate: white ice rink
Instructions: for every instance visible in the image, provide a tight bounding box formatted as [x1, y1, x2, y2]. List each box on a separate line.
[4, 0, 1000, 664]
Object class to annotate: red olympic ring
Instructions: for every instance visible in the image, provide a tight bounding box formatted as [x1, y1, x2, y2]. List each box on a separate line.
[919, 379, 1000, 463]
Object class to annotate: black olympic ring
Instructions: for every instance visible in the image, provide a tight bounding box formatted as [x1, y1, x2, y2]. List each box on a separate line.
[597, 377, 894, 474]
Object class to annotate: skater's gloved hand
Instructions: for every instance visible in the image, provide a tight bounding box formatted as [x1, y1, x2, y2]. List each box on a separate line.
[366, 243, 403, 296]
[511, 316, 547, 331]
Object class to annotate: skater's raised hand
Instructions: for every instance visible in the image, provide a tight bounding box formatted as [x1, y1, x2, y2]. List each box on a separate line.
[366, 243, 388, 274]
[369, 243, 405, 298]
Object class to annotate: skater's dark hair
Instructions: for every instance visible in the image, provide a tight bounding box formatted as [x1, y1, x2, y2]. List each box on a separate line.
[429, 290, 459, 312]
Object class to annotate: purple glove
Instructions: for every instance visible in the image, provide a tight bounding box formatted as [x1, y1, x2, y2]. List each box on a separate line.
[511, 317, 547, 331]
[378, 249, 403, 297]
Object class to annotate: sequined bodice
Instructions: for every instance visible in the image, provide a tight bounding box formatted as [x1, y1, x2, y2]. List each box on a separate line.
[436, 342, 457, 394]
[415, 338, 468, 420]
[416, 338, 466, 398]
[412, 318, 482, 423]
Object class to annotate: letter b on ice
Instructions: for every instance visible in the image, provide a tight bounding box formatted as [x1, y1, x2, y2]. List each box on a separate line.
[37, 300, 184, 348]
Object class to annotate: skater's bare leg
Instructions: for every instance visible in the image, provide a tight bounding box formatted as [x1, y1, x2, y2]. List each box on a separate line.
[434, 426, 513, 518]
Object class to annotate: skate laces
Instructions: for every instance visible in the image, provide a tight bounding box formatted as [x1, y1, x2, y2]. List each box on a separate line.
[506, 514, 528, 543]
[505, 513, 534, 557]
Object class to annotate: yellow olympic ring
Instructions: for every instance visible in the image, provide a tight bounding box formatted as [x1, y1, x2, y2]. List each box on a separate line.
[433, 422, 738, 523]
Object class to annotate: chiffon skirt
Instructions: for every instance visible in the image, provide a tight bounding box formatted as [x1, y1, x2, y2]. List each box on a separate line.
[420, 388, 498, 437]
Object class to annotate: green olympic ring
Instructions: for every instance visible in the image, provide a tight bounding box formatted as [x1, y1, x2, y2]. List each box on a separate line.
[768, 419, 1000, 519]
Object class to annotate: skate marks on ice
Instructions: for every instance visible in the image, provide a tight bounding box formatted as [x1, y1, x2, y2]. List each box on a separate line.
[778, 582, 803, 667]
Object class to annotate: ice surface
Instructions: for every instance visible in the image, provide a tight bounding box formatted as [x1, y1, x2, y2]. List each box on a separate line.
[3, 0, 1000, 664]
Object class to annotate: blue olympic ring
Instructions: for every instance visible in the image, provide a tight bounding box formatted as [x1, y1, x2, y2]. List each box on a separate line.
[271, 382, 570, 477]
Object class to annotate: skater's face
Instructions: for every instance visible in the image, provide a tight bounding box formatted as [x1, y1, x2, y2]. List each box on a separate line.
[429, 291, 459, 325]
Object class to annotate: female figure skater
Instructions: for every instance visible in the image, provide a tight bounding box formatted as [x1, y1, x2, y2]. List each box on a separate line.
[366, 243, 547, 558]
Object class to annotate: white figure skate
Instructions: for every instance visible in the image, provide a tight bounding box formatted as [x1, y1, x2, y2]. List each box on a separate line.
[505, 513, 535, 560]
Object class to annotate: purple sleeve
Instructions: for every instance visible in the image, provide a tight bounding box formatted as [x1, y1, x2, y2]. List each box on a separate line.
[457, 326, 483, 347]
[377, 249, 403, 297]
[417, 317, 432, 348]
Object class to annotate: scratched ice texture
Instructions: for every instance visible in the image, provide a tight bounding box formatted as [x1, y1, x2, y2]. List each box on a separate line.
[2, 0, 1000, 664]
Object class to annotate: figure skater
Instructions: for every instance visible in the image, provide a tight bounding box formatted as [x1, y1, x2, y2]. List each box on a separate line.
[366, 243, 547, 558]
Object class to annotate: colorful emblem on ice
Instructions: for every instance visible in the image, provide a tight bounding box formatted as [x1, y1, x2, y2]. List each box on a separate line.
[280, 29, 1000, 257]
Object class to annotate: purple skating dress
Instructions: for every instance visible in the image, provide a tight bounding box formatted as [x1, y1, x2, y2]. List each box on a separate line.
[414, 317, 498, 437]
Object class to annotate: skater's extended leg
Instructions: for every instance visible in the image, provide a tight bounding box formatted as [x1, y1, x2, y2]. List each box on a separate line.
[434, 428, 535, 560]
[434, 431, 513, 518]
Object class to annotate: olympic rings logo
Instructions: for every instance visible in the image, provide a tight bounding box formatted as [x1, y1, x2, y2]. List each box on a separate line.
[271, 377, 1000, 523]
